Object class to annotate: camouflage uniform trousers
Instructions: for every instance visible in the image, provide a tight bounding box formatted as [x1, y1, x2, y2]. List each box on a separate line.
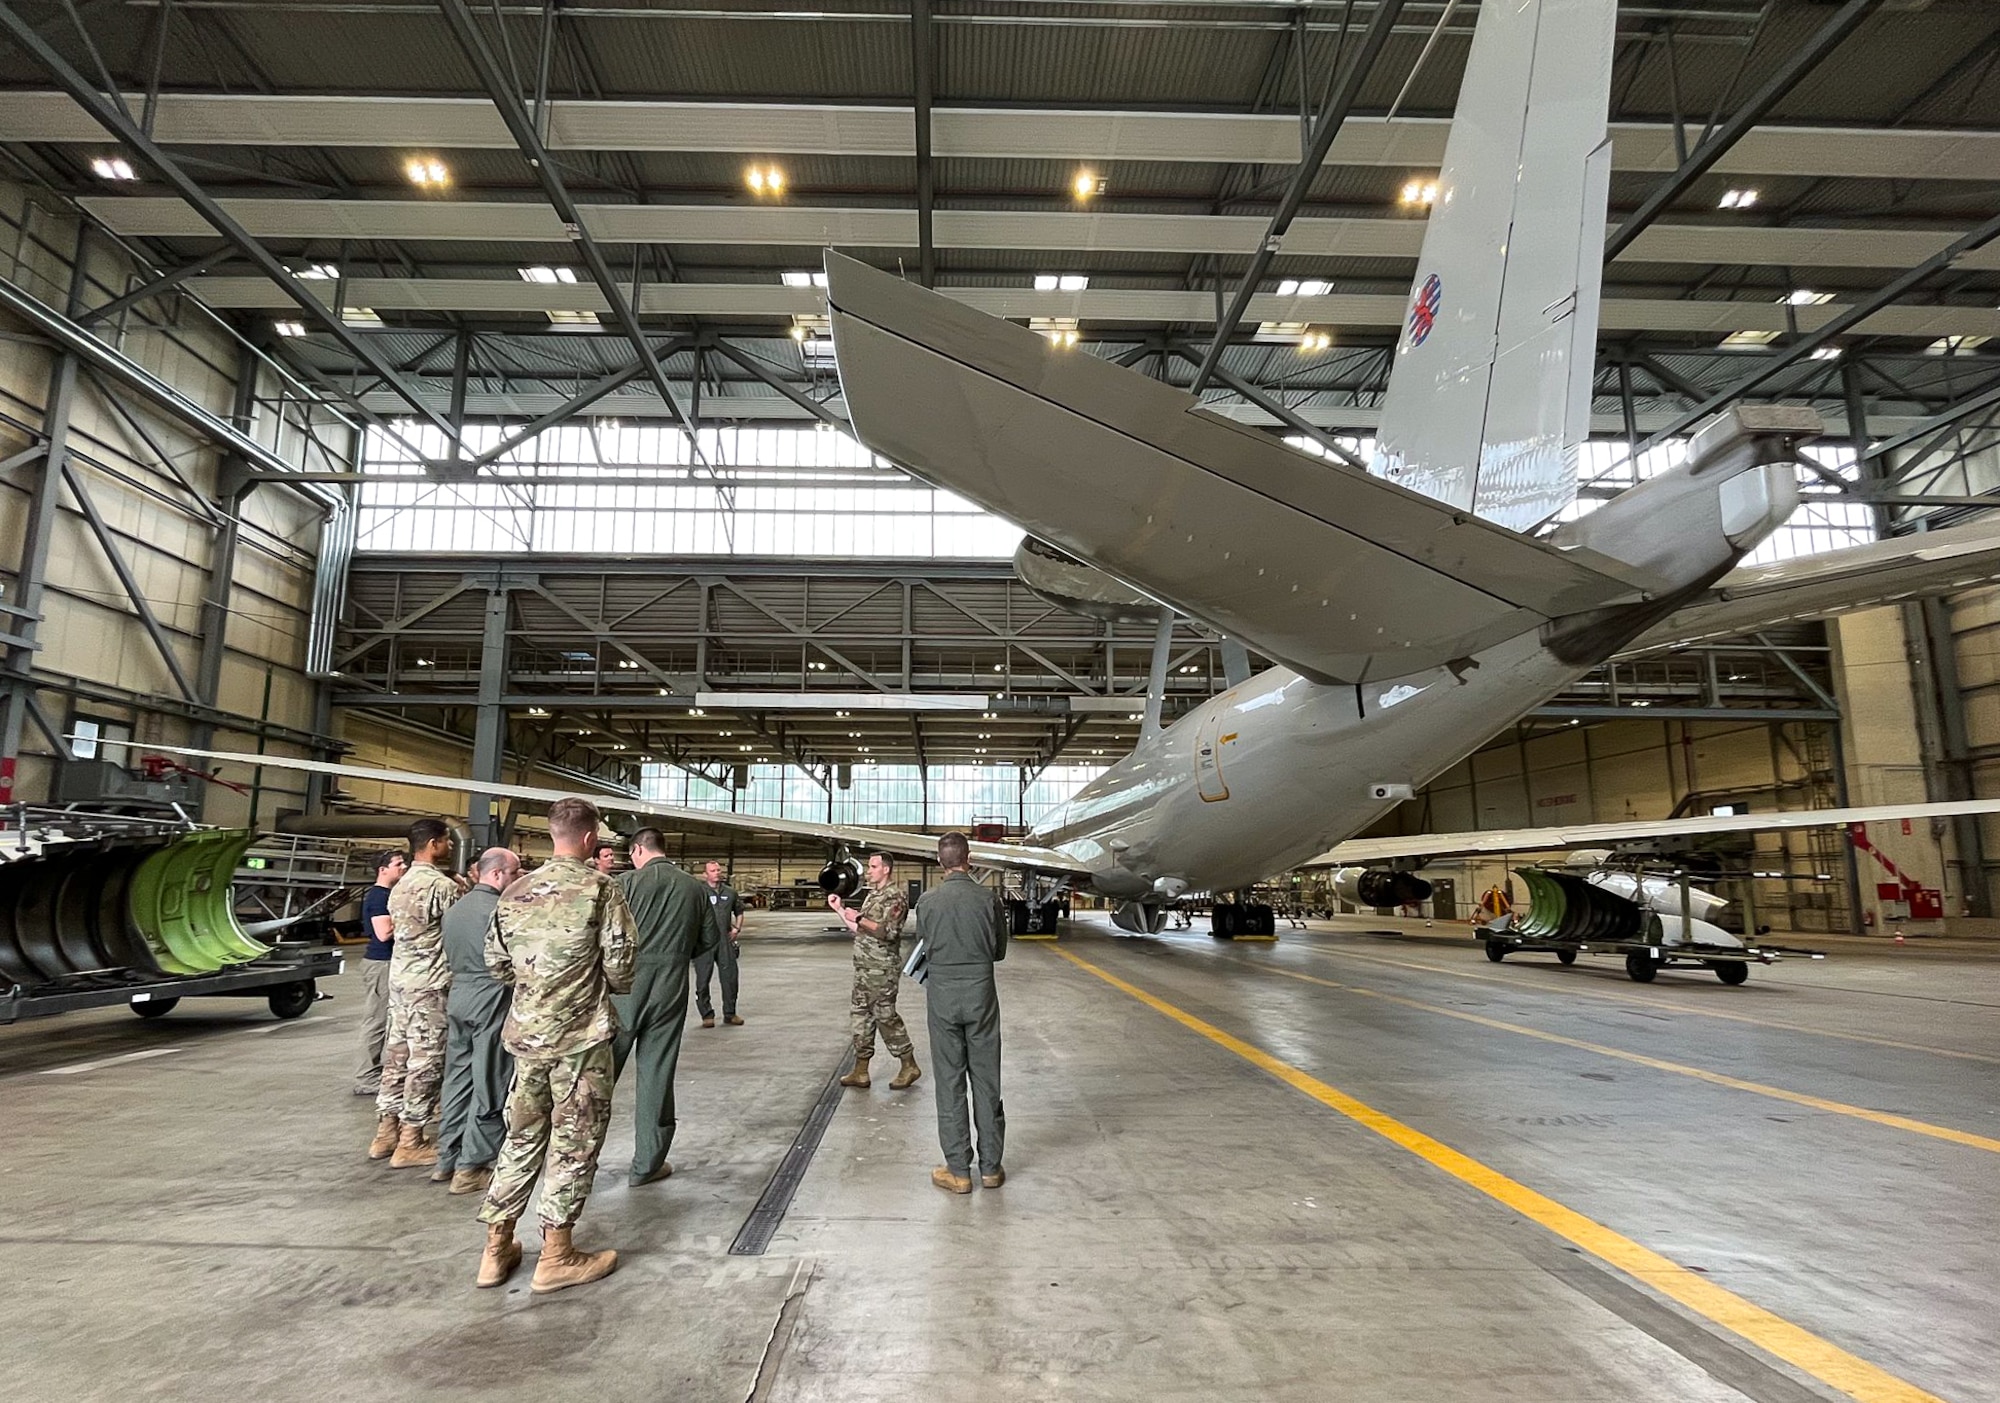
[375, 984, 449, 1126]
[478, 1039, 615, 1230]
[848, 936, 913, 1058]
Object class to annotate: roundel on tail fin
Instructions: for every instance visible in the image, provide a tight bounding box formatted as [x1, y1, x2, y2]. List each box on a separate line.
[1407, 273, 1442, 349]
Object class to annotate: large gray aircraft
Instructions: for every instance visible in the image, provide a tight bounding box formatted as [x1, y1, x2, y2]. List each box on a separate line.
[141, 0, 2000, 936]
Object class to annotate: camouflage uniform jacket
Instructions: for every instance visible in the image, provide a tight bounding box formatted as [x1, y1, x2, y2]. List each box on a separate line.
[486, 855, 637, 1058]
[387, 862, 460, 994]
[855, 883, 908, 947]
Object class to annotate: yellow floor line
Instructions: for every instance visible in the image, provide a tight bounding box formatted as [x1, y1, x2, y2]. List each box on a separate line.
[1228, 957, 2000, 1156]
[1049, 945, 1948, 1403]
[1294, 940, 2000, 1068]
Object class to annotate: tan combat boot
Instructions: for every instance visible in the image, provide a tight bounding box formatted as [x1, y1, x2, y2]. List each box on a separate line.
[531, 1225, 618, 1294]
[429, 1165, 453, 1184]
[931, 1166, 972, 1195]
[889, 1054, 922, 1090]
[981, 1167, 1006, 1189]
[367, 1113, 399, 1160]
[475, 1221, 521, 1289]
[450, 1166, 493, 1196]
[389, 1123, 438, 1168]
[838, 1051, 872, 1088]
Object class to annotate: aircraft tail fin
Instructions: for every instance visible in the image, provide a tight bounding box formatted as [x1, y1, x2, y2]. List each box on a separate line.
[1369, 0, 1617, 533]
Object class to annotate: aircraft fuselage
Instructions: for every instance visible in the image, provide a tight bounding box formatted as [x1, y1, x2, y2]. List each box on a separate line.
[1027, 627, 1583, 898]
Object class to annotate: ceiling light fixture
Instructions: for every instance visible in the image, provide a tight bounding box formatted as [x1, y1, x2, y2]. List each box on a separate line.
[293, 262, 339, 281]
[1033, 274, 1089, 292]
[1029, 317, 1081, 348]
[746, 165, 786, 195]
[90, 155, 137, 181]
[1785, 289, 1833, 306]
[1718, 188, 1758, 210]
[273, 320, 307, 338]
[520, 265, 579, 284]
[1298, 329, 1332, 353]
[1399, 179, 1438, 208]
[405, 156, 449, 188]
[781, 270, 828, 288]
[1072, 170, 1104, 200]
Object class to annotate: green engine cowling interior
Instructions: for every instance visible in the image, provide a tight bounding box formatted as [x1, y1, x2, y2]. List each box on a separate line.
[0, 829, 268, 987]
[1510, 867, 1645, 944]
[130, 830, 269, 975]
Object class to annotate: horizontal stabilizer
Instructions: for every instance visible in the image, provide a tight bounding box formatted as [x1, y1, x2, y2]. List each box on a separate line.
[1618, 517, 2000, 658]
[827, 253, 1639, 684]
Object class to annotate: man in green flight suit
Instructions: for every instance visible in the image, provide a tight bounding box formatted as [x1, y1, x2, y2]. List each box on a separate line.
[914, 832, 1007, 1195]
[475, 797, 636, 1294]
[431, 846, 522, 1196]
[612, 827, 713, 1187]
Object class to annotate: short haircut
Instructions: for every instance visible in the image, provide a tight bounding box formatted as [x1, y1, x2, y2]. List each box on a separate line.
[937, 832, 970, 868]
[592, 840, 618, 859]
[374, 848, 408, 873]
[704, 859, 722, 871]
[476, 847, 516, 879]
[631, 827, 666, 854]
[870, 850, 896, 874]
[408, 817, 450, 851]
[547, 796, 600, 845]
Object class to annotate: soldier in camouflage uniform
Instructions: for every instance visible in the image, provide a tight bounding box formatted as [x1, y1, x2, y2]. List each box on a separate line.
[475, 796, 636, 1295]
[828, 852, 921, 1091]
[368, 818, 464, 1169]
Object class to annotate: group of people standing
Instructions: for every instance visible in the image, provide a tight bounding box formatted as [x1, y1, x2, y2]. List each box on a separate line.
[351, 803, 748, 1292]
[349, 807, 1012, 1290]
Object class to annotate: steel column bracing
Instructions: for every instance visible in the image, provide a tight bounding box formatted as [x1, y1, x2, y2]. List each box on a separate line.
[1603, 0, 1882, 262]
[1635, 209, 2000, 456]
[0, 275, 340, 507]
[76, 244, 234, 327]
[435, 0, 706, 459]
[910, 0, 936, 289]
[59, 458, 201, 702]
[1190, 0, 1408, 392]
[469, 584, 511, 845]
[0, 227, 91, 800]
[1914, 594, 1990, 917]
[0, 3, 461, 442]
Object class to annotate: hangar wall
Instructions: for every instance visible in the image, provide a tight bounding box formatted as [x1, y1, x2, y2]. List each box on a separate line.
[0, 182, 344, 827]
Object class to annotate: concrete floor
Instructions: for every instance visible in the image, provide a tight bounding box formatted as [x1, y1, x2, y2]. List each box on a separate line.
[1, 912, 1995, 1402]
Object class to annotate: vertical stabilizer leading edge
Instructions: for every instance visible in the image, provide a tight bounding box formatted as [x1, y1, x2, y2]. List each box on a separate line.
[1369, 0, 1617, 534]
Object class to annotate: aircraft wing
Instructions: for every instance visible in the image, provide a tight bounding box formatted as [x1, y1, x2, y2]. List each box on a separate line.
[1617, 517, 2000, 657]
[826, 252, 1644, 685]
[110, 743, 1094, 877]
[1311, 796, 2000, 866]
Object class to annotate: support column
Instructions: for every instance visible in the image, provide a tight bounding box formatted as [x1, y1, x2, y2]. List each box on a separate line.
[468, 582, 511, 848]
[0, 226, 91, 803]
[193, 358, 261, 768]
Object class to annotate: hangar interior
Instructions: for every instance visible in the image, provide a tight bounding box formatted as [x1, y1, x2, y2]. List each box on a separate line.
[0, 3, 1997, 1402]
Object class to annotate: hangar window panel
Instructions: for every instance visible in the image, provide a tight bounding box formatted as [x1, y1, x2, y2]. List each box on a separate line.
[1022, 765, 1108, 823]
[358, 422, 1021, 558]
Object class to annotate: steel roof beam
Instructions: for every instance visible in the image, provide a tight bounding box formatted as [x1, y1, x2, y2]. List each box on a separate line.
[1633, 208, 2000, 456]
[1604, 0, 1881, 262]
[0, 2, 462, 442]
[1170, 344, 1365, 469]
[436, 0, 707, 467]
[1190, 0, 1408, 392]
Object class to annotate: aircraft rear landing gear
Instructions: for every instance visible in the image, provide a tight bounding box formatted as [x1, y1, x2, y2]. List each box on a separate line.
[1210, 901, 1276, 938]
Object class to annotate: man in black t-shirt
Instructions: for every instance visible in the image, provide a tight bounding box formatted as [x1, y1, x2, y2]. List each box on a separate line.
[352, 849, 408, 1096]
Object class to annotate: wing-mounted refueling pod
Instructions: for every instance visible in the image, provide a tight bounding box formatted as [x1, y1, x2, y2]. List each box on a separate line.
[826, 253, 1645, 686]
[1014, 537, 1164, 626]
